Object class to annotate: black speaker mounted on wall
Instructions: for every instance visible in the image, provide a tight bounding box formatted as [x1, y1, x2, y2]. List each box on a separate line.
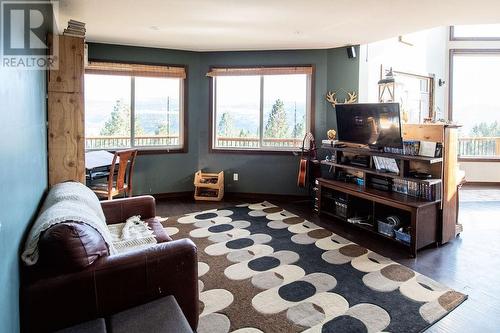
[346, 46, 356, 59]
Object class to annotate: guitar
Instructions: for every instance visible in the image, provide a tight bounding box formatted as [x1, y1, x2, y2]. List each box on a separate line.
[297, 132, 317, 188]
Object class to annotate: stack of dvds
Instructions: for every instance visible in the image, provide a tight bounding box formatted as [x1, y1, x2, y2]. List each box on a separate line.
[383, 146, 404, 154]
[403, 140, 420, 156]
[63, 20, 86, 38]
[392, 179, 441, 201]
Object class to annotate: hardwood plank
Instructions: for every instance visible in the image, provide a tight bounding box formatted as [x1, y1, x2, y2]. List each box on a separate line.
[48, 92, 85, 185]
[48, 35, 84, 93]
[402, 123, 445, 142]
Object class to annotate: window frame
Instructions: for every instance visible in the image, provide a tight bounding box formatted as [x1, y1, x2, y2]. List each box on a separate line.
[84, 59, 188, 155]
[448, 48, 500, 162]
[208, 64, 315, 154]
[450, 26, 500, 42]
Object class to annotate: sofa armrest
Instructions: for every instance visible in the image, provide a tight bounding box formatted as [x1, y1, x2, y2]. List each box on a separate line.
[101, 195, 156, 225]
[21, 239, 199, 333]
[93, 239, 199, 329]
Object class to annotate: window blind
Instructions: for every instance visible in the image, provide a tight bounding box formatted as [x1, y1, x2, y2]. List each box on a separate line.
[86, 61, 186, 79]
[206, 66, 313, 77]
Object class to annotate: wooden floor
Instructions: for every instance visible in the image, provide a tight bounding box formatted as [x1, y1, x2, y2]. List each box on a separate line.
[156, 186, 500, 333]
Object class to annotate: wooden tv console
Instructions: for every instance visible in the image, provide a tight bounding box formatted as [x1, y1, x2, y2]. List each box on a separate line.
[315, 124, 462, 257]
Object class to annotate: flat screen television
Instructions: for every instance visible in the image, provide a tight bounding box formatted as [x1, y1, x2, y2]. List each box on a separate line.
[335, 103, 403, 148]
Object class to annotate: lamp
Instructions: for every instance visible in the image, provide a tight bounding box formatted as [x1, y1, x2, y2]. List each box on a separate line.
[378, 67, 395, 102]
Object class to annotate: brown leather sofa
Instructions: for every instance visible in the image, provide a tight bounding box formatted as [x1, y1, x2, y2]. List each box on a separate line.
[21, 196, 199, 333]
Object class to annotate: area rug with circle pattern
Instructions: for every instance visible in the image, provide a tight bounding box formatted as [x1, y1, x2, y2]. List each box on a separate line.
[161, 201, 467, 333]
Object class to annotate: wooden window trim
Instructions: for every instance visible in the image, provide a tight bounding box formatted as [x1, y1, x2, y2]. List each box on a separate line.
[450, 26, 500, 42]
[206, 66, 313, 77]
[449, 49, 500, 161]
[85, 59, 189, 154]
[208, 64, 316, 155]
[86, 61, 186, 78]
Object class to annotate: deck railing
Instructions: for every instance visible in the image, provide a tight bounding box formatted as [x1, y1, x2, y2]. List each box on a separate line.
[89, 136, 500, 156]
[85, 136, 180, 149]
[86, 136, 302, 149]
[215, 137, 302, 148]
[458, 137, 500, 157]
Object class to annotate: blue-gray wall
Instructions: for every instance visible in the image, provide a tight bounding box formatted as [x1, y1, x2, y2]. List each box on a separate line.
[0, 65, 48, 332]
[88, 44, 359, 195]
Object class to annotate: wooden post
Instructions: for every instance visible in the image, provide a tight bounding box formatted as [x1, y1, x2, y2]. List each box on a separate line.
[47, 34, 85, 185]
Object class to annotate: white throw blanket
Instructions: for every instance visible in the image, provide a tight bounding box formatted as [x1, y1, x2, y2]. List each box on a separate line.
[21, 182, 117, 265]
[39, 181, 106, 222]
[108, 216, 157, 253]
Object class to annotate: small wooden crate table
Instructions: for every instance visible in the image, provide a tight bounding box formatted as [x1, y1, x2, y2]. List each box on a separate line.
[194, 170, 224, 201]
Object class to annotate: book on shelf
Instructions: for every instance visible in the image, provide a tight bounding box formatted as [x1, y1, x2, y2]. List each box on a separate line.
[391, 179, 441, 201]
[373, 156, 399, 174]
[403, 140, 420, 156]
[63, 19, 86, 38]
[68, 19, 85, 27]
[63, 32, 85, 38]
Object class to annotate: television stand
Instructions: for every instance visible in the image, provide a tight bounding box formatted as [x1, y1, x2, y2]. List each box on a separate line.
[315, 178, 439, 257]
[315, 124, 462, 257]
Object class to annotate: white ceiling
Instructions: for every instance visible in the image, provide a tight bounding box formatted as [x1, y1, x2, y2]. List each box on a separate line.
[58, 0, 500, 51]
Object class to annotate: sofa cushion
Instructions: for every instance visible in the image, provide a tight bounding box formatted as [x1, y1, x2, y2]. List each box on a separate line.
[145, 217, 172, 243]
[108, 295, 192, 333]
[54, 318, 107, 333]
[39, 222, 109, 272]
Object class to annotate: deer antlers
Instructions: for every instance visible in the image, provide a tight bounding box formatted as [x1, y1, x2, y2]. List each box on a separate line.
[326, 90, 358, 106]
[326, 91, 338, 105]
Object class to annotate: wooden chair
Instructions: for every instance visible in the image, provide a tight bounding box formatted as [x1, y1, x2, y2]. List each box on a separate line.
[91, 149, 138, 200]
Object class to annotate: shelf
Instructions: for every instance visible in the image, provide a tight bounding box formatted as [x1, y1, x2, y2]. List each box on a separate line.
[194, 182, 220, 189]
[320, 145, 443, 164]
[322, 210, 348, 222]
[321, 209, 410, 247]
[320, 160, 442, 185]
[317, 178, 441, 208]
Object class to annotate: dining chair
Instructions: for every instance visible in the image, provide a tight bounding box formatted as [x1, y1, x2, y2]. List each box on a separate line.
[90, 149, 138, 200]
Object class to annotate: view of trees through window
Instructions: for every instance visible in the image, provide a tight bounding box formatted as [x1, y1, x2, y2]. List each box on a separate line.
[214, 73, 309, 150]
[452, 52, 500, 158]
[85, 74, 182, 150]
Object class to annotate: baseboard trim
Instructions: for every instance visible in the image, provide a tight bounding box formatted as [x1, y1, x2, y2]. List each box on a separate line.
[152, 191, 194, 200]
[224, 192, 310, 202]
[151, 191, 310, 202]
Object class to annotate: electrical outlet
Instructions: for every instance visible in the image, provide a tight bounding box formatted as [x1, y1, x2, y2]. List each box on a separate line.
[233, 173, 239, 181]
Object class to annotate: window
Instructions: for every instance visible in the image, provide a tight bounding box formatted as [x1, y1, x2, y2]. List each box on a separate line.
[450, 50, 500, 159]
[209, 66, 313, 151]
[84, 62, 186, 151]
[451, 24, 500, 40]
